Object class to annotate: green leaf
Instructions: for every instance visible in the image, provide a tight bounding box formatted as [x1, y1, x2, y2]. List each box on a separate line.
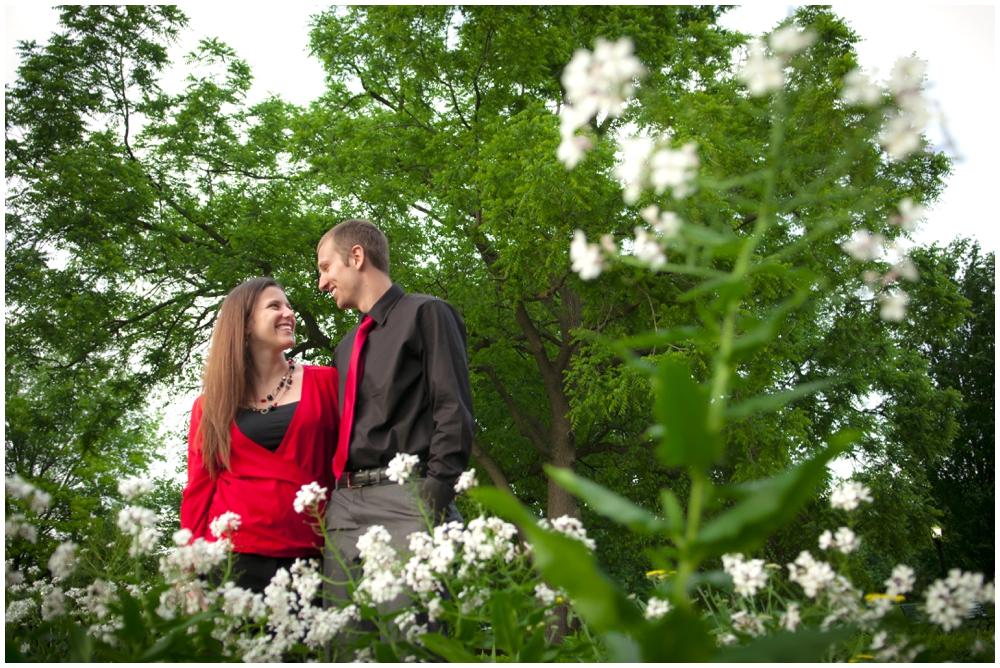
[119, 590, 147, 651]
[419, 633, 480, 663]
[660, 489, 684, 534]
[471, 487, 644, 633]
[725, 380, 833, 419]
[69, 625, 94, 663]
[689, 430, 858, 561]
[491, 590, 521, 657]
[655, 358, 723, 471]
[602, 631, 642, 662]
[517, 625, 547, 663]
[638, 607, 716, 662]
[547, 466, 671, 534]
[712, 625, 855, 662]
[374, 641, 399, 663]
[729, 287, 810, 364]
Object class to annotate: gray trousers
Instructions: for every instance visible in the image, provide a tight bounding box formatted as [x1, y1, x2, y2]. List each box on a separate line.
[322, 480, 461, 647]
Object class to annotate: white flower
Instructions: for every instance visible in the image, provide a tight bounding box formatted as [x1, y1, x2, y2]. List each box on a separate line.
[172, 528, 192, 547]
[29, 489, 52, 513]
[895, 197, 926, 232]
[613, 136, 654, 205]
[644, 596, 671, 620]
[841, 68, 882, 107]
[887, 57, 927, 95]
[118, 479, 154, 502]
[6, 515, 37, 544]
[407, 531, 435, 560]
[885, 564, 916, 598]
[208, 511, 241, 539]
[634, 227, 666, 268]
[841, 229, 885, 262]
[5, 474, 36, 500]
[787, 550, 836, 598]
[386, 453, 420, 484]
[557, 133, 593, 170]
[427, 597, 444, 622]
[769, 25, 816, 55]
[780, 603, 801, 632]
[925, 569, 980, 632]
[717, 632, 738, 647]
[5, 599, 35, 624]
[41, 588, 67, 621]
[818, 529, 834, 551]
[294, 481, 329, 514]
[737, 40, 784, 96]
[649, 142, 699, 198]
[454, 469, 478, 494]
[731, 609, 766, 637]
[879, 290, 910, 322]
[159, 536, 231, 583]
[558, 37, 645, 170]
[833, 526, 860, 554]
[117, 506, 158, 536]
[534, 583, 558, 606]
[570, 229, 605, 280]
[880, 114, 922, 159]
[721, 553, 769, 597]
[542, 515, 596, 551]
[48, 542, 77, 579]
[130, 527, 162, 557]
[829, 481, 874, 511]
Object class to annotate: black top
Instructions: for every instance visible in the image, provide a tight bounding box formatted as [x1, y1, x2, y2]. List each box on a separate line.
[334, 283, 474, 511]
[235, 402, 299, 452]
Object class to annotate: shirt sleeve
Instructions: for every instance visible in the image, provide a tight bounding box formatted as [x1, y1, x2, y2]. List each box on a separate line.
[179, 396, 214, 541]
[417, 300, 474, 513]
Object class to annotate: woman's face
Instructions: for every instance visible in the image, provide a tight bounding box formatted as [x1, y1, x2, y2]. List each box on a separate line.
[246, 286, 295, 351]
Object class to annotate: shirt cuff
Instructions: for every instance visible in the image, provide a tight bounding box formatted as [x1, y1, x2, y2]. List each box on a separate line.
[419, 476, 456, 517]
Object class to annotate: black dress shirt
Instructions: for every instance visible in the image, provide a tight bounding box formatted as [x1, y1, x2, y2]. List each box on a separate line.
[335, 283, 474, 511]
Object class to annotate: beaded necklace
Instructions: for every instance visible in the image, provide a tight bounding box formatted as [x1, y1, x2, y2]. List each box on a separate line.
[248, 360, 295, 414]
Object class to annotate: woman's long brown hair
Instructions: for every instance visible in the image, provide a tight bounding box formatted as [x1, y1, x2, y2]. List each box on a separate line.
[197, 277, 281, 478]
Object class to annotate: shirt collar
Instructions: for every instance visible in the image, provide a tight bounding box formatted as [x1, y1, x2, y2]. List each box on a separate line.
[362, 282, 405, 326]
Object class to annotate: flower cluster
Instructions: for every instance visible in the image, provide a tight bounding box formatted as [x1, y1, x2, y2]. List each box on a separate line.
[558, 37, 645, 169]
[48, 542, 78, 579]
[5, 474, 52, 513]
[293, 481, 328, 515]
[786, 550, 836, 598]
[828, 481, 873, 511]
[454, 469, 478, 493]
[209, 511, 241, 539]
[722, 553, 769, 597]
[570, 229, 606, 281]
[386, 452, 421, 484]
[818, 526, 860, 554]
[118, 479, 154, 502]
[159, 535, 232, 583]
[537, 515, 597, 551]
[644, 596, 671, 620]
[736, 25, 815, 97]
[613, 136, 700, 205]
[925, 568, 995, 632]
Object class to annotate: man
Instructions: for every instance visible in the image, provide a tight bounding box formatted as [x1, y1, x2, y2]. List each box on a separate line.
[316, 218, 473, 615]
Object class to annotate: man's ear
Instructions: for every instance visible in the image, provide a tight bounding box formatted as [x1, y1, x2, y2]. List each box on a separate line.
[350, 244, 366, 270]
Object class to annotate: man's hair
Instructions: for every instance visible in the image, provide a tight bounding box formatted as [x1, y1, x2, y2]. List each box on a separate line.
[318, 219, 390, 275]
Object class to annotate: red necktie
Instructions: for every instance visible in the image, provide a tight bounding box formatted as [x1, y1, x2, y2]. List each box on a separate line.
[333, 316, 376, 481]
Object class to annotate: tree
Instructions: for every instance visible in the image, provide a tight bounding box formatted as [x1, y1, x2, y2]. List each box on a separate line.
[924, 241, 994, 576]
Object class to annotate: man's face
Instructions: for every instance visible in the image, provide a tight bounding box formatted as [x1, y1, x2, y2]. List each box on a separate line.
[317, 239, 359, 310]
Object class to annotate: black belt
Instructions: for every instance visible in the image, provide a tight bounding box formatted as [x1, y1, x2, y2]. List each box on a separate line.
[335, 465, 425, 490]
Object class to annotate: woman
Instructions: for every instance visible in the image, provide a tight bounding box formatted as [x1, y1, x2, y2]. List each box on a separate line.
[180, 277, 338, 593]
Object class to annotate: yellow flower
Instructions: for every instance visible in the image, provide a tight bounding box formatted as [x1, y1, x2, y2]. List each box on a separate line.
[645, 569, 674, 579]
[865, 593, 905, 602]
[764, 563, 782, 570]
[856, 654, 874, 659]
[555, 596, 564, 604]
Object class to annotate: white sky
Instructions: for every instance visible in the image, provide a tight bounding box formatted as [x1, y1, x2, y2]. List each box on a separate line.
[7, 4, 997, 254]
[6, 4, 997, 481]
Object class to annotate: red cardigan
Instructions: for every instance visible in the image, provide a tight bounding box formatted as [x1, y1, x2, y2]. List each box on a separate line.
[180, 364, 339, 557]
